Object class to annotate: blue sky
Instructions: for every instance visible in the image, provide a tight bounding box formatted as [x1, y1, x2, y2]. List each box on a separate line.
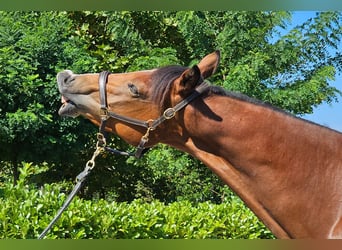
[286, 11, 342, 132]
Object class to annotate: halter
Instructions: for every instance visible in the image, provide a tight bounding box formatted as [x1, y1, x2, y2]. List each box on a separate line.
[98, 71, 209, 158]
[38, 70, 209, 239]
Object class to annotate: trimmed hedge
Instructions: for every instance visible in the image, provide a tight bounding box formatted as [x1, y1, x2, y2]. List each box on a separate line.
[0, 163, 274, 239]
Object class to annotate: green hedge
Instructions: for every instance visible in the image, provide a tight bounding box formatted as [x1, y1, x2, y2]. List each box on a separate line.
[0, 163, 274, 239]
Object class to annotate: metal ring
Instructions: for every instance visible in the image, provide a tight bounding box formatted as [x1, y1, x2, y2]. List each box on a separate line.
[99, 108, 109, 120]
[96, 133, 107, 147]
[146, 119, 156, 130]
[163, 108, 176, 120]
[86, 160, 95, 169]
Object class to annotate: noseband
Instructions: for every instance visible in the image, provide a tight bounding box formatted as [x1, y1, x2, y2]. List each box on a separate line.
[98, 71, 209, 158]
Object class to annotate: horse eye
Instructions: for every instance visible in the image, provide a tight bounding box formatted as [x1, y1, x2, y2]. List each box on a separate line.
[128, 83, 140, 97]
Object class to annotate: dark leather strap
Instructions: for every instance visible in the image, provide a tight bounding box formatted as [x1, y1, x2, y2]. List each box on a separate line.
[98, 71, 150, 128]
[97, 71, 209, 158]
[99, 71, 110, 110]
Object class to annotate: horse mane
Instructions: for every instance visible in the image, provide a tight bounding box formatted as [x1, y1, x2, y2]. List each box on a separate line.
[207, 85, 342, 133]
[207, 85, 285, 113]
[150, 65, 188, 111]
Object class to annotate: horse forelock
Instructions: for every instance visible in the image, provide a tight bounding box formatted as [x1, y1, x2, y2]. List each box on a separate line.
[150, 65, 187, 112]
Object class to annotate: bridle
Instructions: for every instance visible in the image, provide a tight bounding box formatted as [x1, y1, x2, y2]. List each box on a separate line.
[97, 71, 209, 158]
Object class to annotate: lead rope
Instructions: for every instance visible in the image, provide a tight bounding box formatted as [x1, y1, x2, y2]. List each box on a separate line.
[38, 134, 106, 239]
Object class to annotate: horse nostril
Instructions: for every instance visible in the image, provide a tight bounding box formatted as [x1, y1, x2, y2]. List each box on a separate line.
[64, 76, 71, 84]
[58, 70, 75, 85]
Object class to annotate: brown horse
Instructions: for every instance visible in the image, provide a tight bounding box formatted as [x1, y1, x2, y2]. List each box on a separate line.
[57, 51, 342, 239]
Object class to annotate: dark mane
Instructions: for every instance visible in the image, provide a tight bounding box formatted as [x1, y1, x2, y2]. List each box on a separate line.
[206, 85, 290, 114]
[150, 65, 187, 111]
[206, 85, 336, 132]
[206, 85, 272, 108]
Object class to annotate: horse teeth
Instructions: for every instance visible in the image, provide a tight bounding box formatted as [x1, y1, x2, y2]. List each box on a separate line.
[61, 95, 69, 104]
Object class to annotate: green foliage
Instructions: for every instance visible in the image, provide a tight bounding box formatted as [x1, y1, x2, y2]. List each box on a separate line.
[126, 144, 232, 203]
[0, 11, 97, 181]
[0, 164, 274, 239]
[213, 11, 342, 114]
[127, 47, 180, 71]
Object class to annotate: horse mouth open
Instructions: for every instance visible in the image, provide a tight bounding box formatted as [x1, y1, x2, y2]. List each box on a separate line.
[58, 95, 80, 118]
[57, 70, 81, 118]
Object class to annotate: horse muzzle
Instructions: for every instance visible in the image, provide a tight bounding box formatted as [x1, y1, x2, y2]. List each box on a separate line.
[57, 70, 80, 117]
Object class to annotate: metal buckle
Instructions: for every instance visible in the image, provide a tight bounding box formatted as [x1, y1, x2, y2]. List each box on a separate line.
[100, 107, 109, 121]
[163, 108, 176, 120]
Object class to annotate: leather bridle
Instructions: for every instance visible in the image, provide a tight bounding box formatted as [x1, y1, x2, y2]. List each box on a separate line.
[98, 71, 209, 158]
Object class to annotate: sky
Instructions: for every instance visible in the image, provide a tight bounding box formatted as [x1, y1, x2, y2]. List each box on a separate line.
[286, 11, 342, 133]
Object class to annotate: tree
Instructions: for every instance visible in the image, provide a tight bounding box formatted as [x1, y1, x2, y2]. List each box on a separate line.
[0, 12, 97, 183]
[215, 12, 342, 114]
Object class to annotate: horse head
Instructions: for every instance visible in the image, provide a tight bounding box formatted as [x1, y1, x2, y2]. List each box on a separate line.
[57, 51, 220, 147]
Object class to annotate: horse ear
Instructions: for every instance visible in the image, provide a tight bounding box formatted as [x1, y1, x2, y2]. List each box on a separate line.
[177, 65, 201, 96]
[197, 50, 220, 79]
[176, 50, 220, 96]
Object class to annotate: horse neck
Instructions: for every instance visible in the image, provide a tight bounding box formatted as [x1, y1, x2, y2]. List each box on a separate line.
[166, 94, 342, 238]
